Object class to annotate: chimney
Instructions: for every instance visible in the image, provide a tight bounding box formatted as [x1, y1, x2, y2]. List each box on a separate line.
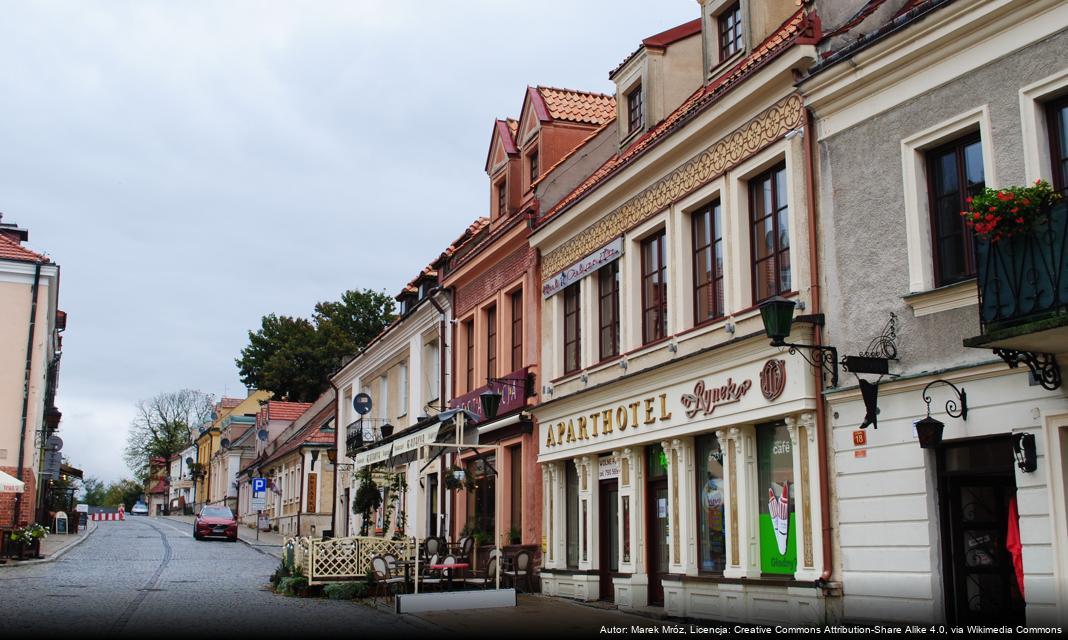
[0, 213, 30, 244]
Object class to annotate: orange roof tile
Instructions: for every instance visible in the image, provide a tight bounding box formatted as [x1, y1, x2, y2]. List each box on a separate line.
[264, 401, 312, 423]
[535, 87, 616, 126]
[0, 234, 49, 264]
[220, 397, 244, 409]
[539, 9, 814, 226]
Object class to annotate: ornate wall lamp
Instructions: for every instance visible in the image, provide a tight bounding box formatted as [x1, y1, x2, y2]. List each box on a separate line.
[915, 379, 968, 449]
[478, 374, 533, 421]
[759, 296, 839, 387]
[1012, 433, 1037, 473]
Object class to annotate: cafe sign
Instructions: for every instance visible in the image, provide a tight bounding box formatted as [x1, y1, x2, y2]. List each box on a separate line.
[542, 237, 623, 299]
[449, 366, 530, 422]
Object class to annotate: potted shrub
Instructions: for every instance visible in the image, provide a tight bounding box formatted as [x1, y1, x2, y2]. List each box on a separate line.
[508, 526, 522, 546]
[9, 523, 48, 559]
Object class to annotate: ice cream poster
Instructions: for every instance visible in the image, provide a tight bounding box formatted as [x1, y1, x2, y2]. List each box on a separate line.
[757, 423, 796, 575]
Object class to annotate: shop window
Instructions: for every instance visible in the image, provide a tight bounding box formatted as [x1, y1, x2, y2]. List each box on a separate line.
[641, 230, 668, 344]
[467, 456, 497, 543]
[756, 422, 795, 575]
[695, 434, 726, 573]
[563, 282, 582, 374]
[598, 261, 620, 360]
[1048, 96, 1068, 195]
[693, 200, 724, 324]
[511, 290, 523, 370]
[927, 133, 984, 286]
[750, 164, 791, 302]
[566, 462, 580, 569]
[510, 445, 522, 538]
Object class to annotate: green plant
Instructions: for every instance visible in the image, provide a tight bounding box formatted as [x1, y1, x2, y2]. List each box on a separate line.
[353, 466, 382, 536]
[9, 523, 48, 545]
[270, 560, 291, 586]
[443, 465, 475, 492]
[278, 574, 309, 596]
[962, 179, 1062, 241]
[508, 526, 521, 545]
[324, 582, 366, 600]
[382, 471, 408, 540]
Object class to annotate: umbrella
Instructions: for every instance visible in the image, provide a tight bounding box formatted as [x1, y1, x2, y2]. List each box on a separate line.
[0, 469, 25, 493]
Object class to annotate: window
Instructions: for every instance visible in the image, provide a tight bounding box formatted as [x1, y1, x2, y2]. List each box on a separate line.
[464, 319, 474, 392]
[598, 261, 620, 360]
[563, 282, 582, 374]
[693, 200, 724, 324]
[627, 84, 643, 135]
[927, 134, 984, 286]
[510, 445, 522, 537]
[1048, 96, 1068, 195]
[398, 363, 408, 418]
[486, 306, 497, 379]
[423, 339, 440, 402]
[718, 2, 743, 62]
[641, 230, 668, 344]
[750, 164, 791, 302]
[426, 473, 439, 537]
[529, 151, 539, 186]
[565, 462, 579, 569]
[511, 290, 523, 371]
[378, 375, 388, 421]
[695, 434, 726, 573]
[467, 456, 496, 542]
[497, 180, 507, 216]
[756, 423, 795, 575]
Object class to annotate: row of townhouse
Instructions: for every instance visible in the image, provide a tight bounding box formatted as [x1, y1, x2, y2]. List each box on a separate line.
[328, 0, 1067, 627]
[0, 214, 73, 530]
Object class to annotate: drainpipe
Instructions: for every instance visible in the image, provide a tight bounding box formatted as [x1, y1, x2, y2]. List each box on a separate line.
[329, 380, 339, 537]
[13, 263, 42, 527]
[298, 452, 305, 537]
[803, 106, 834, 586]
[425, 285, 452, 536]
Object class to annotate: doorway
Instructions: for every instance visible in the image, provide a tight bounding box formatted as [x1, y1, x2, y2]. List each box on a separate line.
[646, 445, 669, 606]
[938, 436, 1025, 625]
[598, 479, 619, 601]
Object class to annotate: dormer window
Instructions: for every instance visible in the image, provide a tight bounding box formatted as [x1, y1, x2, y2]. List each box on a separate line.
[497, 179, 507, 216]
[627, 84, 644, 135]
[528, 151, 539, 186]
[717, 2, 743, 62]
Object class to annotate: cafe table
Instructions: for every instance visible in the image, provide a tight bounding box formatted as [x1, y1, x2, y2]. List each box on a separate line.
[428, 562, 469, 591]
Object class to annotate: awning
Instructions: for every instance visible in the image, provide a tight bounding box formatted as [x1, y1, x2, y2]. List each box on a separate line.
[0, 469, 25, 493]
[352, 409, 479, 469]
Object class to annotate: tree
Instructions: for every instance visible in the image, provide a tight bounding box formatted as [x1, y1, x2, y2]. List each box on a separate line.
[81, 477, 107, 505]
[236, 289, 396, 402]
[123, 389, 213, 482]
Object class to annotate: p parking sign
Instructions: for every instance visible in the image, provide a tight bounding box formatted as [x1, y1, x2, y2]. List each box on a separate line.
[252, 477, 267, 494]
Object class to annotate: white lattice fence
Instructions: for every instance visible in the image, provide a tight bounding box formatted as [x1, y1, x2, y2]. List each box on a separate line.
[302, 535, 415, 585]
[284, 536, 312, 580]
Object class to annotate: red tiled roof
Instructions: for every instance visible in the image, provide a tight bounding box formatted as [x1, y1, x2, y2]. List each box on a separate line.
[535, 87, 616, 126]
[539, 9, 815, 226]
[643, 18, 702, 49]
[531, 121, 612, 190]
[220, 397, 244, 409]
[148, 479, 168, 494]
[0, 234, 49, 264]
[259, 401, 312, 425]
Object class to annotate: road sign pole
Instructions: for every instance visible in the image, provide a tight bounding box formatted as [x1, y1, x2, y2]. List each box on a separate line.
[257, 510, 261, 542]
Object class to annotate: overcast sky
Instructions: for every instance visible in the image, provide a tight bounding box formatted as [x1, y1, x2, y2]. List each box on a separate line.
[0, 1, 697, 484]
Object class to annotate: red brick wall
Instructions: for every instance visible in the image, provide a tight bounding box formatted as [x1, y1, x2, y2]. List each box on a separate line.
[0, 466, 36, 527]
[453, 246, 536, 317]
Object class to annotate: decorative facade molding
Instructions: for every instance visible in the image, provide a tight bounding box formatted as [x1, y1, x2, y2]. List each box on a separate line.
[453, 245, 535, 317]
[542, 93, 804, 278]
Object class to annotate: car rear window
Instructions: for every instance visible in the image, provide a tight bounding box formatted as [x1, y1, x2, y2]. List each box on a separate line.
[201, 507, 233, 518]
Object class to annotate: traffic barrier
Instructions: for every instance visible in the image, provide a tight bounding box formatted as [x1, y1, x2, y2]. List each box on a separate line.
[91, 511, 125, 521]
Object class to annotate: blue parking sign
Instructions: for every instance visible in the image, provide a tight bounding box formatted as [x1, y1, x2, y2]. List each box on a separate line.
[252, 477, 267, 494]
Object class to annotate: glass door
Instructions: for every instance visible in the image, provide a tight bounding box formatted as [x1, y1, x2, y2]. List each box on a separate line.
[646, 445, 669, 606]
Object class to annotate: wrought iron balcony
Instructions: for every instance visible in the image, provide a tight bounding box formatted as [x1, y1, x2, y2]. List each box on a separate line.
[965, 201, 1067, 389]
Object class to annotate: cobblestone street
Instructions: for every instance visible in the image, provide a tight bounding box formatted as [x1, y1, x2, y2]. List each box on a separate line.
[0, 517, 416, 637]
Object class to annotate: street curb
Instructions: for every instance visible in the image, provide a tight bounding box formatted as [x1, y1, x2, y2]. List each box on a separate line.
[0, 520, 97, 568]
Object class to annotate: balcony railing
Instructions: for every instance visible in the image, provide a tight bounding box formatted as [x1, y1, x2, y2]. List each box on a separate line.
[344, 418, 394, 457]
[975, 201, 1068, 330]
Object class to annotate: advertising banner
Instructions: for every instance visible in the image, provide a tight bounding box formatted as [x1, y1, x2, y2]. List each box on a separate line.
[757, 422, 796, 575]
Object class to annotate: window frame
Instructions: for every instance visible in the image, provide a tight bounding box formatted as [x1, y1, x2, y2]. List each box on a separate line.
[598, 261, 621, 361]
[464, 319, 475, 393]
[486, 305, 497, 380]
[563, 282, 582, 375]
[627, 84, 644, 135]
[511, 290, 523, 371]
[640, 229, 668, 345]
[692, 199, 725, 326]
[749, 163, 791, 304]
[925, 132, 984, 287]
[717, 2, 743, 63]
[1047, 95, 1068, 195]
[497, 179, 507, 216]
[694, 433, 726, 575]
[528, 150, 539, 187]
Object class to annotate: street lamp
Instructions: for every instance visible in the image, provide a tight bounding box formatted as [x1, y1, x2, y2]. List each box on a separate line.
[478, 375, 532, 421]
[757, 296, 840, 387]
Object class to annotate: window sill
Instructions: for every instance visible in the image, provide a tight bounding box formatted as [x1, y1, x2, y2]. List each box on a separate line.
[902, 279, 977, 317]
[707, 50, 744, 82]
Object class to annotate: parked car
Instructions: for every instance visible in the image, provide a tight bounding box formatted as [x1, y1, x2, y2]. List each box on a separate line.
[194, 506, 238, 542]
[131, 501, 149, 515]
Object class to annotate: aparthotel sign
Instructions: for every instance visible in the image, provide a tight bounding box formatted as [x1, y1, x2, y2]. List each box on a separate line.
[541, 358, 797, 453]
[542, 237, 623, 299]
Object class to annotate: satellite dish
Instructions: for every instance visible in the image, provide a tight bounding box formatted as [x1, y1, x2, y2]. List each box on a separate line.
[185, 457, 194, 466]
[46, 435, 63, 451]
[220, 438, 231, 448]
[353, 392, 372, 415]
[257, 429, 269, 441]
[199, 425, 207, 433]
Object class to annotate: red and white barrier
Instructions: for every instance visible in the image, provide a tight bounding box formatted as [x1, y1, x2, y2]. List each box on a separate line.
[91, 511, 126, 521]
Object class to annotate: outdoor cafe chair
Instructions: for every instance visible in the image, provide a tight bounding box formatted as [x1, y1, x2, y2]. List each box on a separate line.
[503, 549, 532, 593]
[371, 555, 406, 604]
[457, 536, 474, 563]
[418, 553, 444, 592]
[383, 553, 398, 572]
[423, 536, 445, 560]
[463, 555, 499, 590]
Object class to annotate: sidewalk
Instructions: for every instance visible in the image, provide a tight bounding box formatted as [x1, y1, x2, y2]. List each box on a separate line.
[162, 514, 285, 558]
[0, 520, 97, 568]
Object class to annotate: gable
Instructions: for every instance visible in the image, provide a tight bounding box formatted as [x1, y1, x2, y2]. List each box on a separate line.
[484, 119, 518, 174]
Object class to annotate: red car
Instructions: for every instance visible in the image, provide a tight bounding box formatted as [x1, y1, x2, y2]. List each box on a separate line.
[193, 506, 238, 542]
